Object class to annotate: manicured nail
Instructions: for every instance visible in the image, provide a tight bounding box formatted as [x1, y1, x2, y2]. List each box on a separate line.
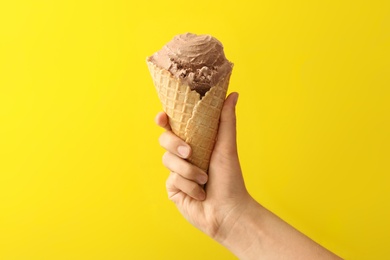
[197, 174, 208, 185]
[177, 145, 190, 158]
[198, 189, 206, 201]
[233, 93, 239, 106]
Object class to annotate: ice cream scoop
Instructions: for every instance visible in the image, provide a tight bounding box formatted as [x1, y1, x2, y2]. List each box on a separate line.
[148, 33, 233, 97]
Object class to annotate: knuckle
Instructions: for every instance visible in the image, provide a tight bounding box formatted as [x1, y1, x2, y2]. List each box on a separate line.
[158, 132, 167, 147]
[165, 172, 174, 189]
[162, 152, 170, 166]
[171, 172, 180, 183]
[165, 178, 171, 190]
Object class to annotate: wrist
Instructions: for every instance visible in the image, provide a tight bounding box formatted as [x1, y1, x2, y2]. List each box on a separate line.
[214, 197, 343, 260]
[213, 197, 265, 259]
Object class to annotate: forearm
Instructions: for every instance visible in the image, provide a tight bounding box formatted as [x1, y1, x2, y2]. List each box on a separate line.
[215, 198, 342, 260]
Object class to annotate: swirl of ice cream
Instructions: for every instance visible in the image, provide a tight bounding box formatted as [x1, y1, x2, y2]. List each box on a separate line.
[149, 33, 233, 97]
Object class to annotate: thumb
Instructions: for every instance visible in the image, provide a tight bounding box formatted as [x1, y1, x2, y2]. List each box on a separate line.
[207, 92, 242, 194]
[214, 92, 239, 156]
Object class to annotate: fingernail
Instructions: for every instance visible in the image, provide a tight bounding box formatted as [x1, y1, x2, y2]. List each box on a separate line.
[198, 189, 206, 201]
[197, 174, 208, 185]
[233, 93, 239, 106]
[177, 145, 190, 158]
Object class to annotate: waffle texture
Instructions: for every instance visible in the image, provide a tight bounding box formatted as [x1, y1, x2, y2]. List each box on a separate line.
[147, 59, 232, 172]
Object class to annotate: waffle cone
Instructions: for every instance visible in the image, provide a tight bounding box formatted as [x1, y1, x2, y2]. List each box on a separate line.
[147, 59, 232, 172]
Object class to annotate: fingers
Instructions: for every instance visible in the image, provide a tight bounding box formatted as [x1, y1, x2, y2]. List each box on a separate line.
[155, 111, 192, 158]
[162, 149, 207, 201]
[166, 172, 206, 201]
[159, 131, 192, 159]
[155, 111, 171, 131]
[163, 152, 208, 185]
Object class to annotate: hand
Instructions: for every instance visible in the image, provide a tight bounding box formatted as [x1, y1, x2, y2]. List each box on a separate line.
[156, 92, 343, 259]
[155, 92, 255, 240]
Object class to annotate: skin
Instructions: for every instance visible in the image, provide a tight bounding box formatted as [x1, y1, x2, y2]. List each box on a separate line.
[155, 92, 343, 260]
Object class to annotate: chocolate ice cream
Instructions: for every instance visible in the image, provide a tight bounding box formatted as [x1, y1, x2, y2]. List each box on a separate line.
[148, 33, 233, 97]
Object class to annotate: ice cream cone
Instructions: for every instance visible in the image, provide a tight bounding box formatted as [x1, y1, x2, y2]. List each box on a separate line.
[147, 59, 232, 172]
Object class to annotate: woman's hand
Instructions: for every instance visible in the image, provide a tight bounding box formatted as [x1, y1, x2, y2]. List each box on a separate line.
[155, 92, 342, 259]
[155, 92, 254, 240]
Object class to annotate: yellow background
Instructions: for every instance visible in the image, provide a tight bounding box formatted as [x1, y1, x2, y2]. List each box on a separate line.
[1, 0, 389, 259]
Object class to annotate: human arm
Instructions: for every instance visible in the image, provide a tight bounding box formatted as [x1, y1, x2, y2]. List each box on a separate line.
[155, 92, 342, 259]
